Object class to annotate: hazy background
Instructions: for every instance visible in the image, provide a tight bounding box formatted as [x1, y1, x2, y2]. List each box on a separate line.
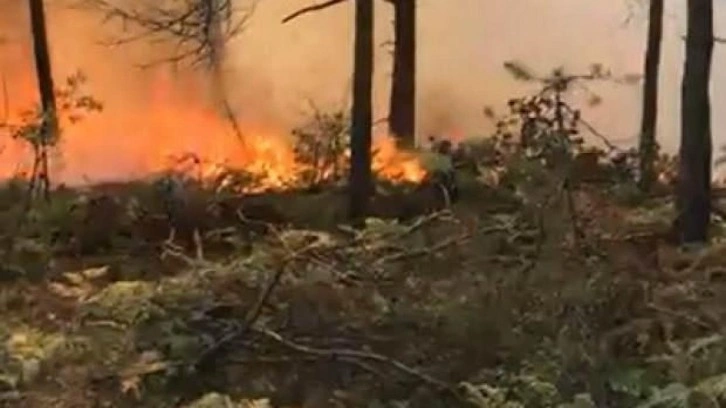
[1, 0, 726, 160]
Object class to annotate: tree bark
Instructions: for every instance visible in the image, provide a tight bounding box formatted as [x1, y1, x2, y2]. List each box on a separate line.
[28, 0, 57, 198]
[637, 0, 663, 192]
[348, 0, 374, 222]
[678, 0, 714, 244]
[29, 0, 57, 132]
[388, 0, 415, 148]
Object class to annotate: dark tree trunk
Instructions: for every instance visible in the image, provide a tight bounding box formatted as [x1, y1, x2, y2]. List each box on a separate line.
[638, 0, 663, 192]
[28, 0, 57, 199]
[348, 0, 374, 222]
[29, 0, 57, 133]
[388, 0, 415, 148]
[677, 0, 714, 244]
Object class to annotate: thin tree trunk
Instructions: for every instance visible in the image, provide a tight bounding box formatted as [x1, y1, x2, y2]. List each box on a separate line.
[638, 0, 663, 192]
[28, 0, 57, 199]
[205, 0, 225, 67]
[388, 0, 415, 148]
[349, 0, 374, 222]
[677, 0, 713, 244]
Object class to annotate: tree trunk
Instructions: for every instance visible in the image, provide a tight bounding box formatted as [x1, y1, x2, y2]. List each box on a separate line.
[677, 0, 714, 244]
[388, 0, 415, 148]
[203, 0, 227, 68]
[348, 0, 375, 222]
[28, 0, 58, 198]
[638, 0, 663, 192]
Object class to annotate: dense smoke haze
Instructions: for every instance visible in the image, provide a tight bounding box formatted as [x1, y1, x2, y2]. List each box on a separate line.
[0, 0, 725, 181]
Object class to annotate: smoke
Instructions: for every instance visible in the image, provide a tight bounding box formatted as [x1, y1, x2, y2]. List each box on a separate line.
[1, 0, 726, 182]
[227, 0, 648, 143]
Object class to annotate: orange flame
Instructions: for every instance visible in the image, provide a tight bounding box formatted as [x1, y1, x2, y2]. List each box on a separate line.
[373, 136, 427, 183]
[0, 66, 426, 190]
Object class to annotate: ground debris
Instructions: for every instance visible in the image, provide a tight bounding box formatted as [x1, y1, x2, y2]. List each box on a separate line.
[5, 157, 726, 408]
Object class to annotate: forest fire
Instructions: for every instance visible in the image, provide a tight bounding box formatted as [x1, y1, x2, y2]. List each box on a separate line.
[0, 68, 426, 191]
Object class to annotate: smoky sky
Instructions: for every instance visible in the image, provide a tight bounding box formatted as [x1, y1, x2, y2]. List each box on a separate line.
[2, 0, 726, 156]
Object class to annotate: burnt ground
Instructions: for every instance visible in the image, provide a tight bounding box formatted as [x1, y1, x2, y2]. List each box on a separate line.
[1, 168, 726, 408]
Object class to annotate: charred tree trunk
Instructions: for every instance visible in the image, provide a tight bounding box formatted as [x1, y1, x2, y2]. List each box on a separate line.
[348, 0, 374, 222]
[388, 0, 415, 148]
[28, 0, 57, 199]
[677, 0, 714, 244]
[638, 0, 664, 192]
[203, 0, 226, 69]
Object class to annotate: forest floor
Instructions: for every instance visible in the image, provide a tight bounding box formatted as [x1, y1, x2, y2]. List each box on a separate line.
[1, 160, 726, 408]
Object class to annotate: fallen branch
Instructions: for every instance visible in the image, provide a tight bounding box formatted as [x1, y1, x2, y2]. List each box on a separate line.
[253, 327, 463, 399]
[230, 353, 387, 378]
[375, 232, 470, 264]
[191, 234, 326, 368]
[373, 220, 513, 265]
[647, 303, 713, 331]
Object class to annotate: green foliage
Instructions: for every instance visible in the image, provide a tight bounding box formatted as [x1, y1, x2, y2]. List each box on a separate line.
[82, 281, 161, 326]
[560, 394, 597, 408]
[186, 393, 272, 407]
[460, 382, 525, 407]
[694, 373, 726, 405]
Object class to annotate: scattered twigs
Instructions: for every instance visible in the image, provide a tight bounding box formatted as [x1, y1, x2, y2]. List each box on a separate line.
[680, 241, 726, 277]
[155, 206, 523, 406]
[374, 221, 511, 265]
[647, 303, 713, 331]
[191, 230, 327, 368]
[375, 232, 469, 264]
[253, 327, 463, 398]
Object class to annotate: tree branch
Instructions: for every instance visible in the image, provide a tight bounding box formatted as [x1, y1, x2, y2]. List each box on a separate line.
[281, 0, 349, 24]
[80, 0, 257, 68]
[254, 327, 461, 396]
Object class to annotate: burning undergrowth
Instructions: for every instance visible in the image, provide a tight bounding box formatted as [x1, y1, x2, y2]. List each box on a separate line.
[0, 71, 438, 268]
[0, 68, 427, 192]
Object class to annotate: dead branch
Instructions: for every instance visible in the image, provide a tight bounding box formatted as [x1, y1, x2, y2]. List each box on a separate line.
[253, 327, 463, 398]
[79, 0, 257, 67]
[561, 104, 619, 152]
[230, 354, 387, 378]
[282, 0, 349, 24]
[374, 221, 513, 265]
[192, 234, 327, 368]
[647, 303, 713, 331]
